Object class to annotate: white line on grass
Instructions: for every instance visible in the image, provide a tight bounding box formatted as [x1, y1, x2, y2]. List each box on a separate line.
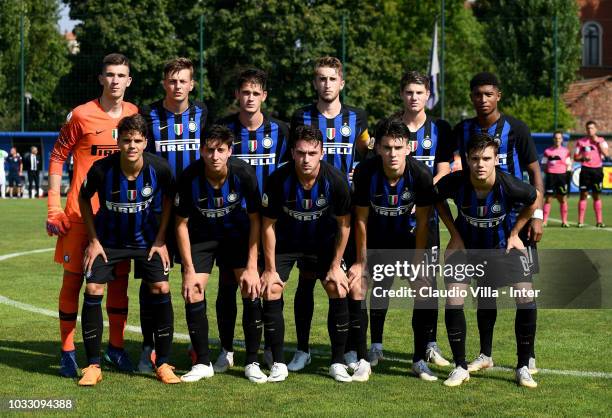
[546, 216, 612, 232]
[0, 247, 55, 261]
[2, 293, 611, 379]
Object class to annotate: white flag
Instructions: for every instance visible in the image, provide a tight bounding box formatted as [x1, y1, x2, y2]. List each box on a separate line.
[426, 21, 440, 110]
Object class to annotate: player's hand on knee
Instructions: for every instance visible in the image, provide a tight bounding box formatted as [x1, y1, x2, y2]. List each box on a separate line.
[239, 268, 262, 299]
[46, 209, 71, 236]
[148, 242, 170, 270]
[325, 265, 349, 298]
[83, 239, 107, 274]
[260, 270, 283, 300]
[347, 263, 367, 292]
[181, 269, 202, 302]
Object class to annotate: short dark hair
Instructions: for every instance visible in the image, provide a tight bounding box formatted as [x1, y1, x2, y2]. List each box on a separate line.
[291, 125, 323, 150]
[118, 114, 148, 138]
[237, 68, 267, 91]
[101, 53, 130, 74]
[553, 130, 564, 137]
[163, 57, 194, 79]
[202, 125, 234, 147]
[585, 120, 597, 128]
[374, 117, 410, 146]
[470, 72, 500, 91]
[314, 56, 343, 78]
[467, 132, 499, 156]
[400, 71, 430, 92]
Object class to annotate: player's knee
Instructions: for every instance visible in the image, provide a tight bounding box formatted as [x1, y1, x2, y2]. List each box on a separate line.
[324, 281, 346, 298]
[149, 281, 170, 294]
[85, 283, 105, 296]
[185, 290, 204, 304]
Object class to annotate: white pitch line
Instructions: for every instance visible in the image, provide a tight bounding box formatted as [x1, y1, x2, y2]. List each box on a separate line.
[0, 247, 55, 261]
[2, 293, 612, 379]
[547, 216, 612, 232]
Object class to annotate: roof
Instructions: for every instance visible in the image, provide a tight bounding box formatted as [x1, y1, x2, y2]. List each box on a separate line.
[563, 75, 612, 106]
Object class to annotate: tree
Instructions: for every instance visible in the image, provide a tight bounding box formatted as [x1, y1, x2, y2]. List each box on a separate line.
[503, 96, 576, 132]
[0, 0, 71, 130]
[473, 0, 581, 103]
[62, 0, 178, 110]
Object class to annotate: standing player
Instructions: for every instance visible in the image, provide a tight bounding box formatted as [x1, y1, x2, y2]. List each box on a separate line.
[78, 114, 178, 386]
[214, 68, 289, 373]
[542, 131, 572, 227]
[435, 133, 539, 388]
[574, 120, 609, 228]
[138, 57, 208, 372]
[47, 54, 137, 377]
[174, 126, 264, 383]
[453, 72, 543, 374]
[261, 125, 353, 382]
[351, 118, 437, 381]
[368, 71, 452, 368]
[0, 147, 7, 198]
[6, 147, 23, 198]
[288, 56, 369, 371]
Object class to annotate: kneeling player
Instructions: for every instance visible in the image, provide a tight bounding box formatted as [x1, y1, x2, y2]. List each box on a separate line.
[174, 125, 264, 383]
[541, 131, 571, 227]
[351, 118, 439, 381]
[78, 114, 178, 386]
[435, 133, 539, 388]
[261, 125, 354, 382]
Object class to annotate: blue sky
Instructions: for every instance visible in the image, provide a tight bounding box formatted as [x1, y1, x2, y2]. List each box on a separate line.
[59, 3, 79, 33]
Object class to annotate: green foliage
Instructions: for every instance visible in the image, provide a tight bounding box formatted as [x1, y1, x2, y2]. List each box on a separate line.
[473, 0, 581, 103]
[0, 0, 71, 130]
[502, 95, 576, 132]
[61, 0, 494, 126]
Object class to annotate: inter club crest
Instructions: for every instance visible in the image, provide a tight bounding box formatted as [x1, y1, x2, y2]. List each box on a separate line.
[127, 190, 137, 201]
[227, 192, 238, 203]
[326, 128, 336, 140]
[262, 135, 273, 149]
[111, 129, 118, 140]
[340, 123, 352, 137]
[491, 203, 502, 214]
[422, 137, 433, 149]
[477, 206, 488, 217]
[214, 197, 224, 208]
[302, 199, 313, 210]
[401, 190, 412, 201]
[248, 139, 258, 152]
[388, 195, 398, 205]
[316, 196, 327, 207]
[141, 186, 153, 198]
[174, 124, 184, 136]
[188, 120, 197, 133]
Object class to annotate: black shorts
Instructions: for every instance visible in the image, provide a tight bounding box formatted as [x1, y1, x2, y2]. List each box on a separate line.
[189, 238, 249, 274]
[87, 248, 168, 284]
[545, 172, 569, 196]
[7, 173, 21, 187]
[444, 249, 533, 287]
[275, 248, 335, 282]
[579, 166, 603, 192]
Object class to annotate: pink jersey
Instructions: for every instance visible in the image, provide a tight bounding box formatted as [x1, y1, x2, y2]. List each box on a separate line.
[542, 145, 570, 174]
[574, 136, 608, 168]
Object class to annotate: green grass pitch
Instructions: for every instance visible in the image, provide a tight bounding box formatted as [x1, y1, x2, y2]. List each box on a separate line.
[0, 197, 610, 417]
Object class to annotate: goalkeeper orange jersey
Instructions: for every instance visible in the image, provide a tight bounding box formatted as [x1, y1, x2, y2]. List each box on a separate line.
[49, 99, 138, 223]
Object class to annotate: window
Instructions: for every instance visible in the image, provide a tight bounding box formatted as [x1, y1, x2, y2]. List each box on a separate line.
[582, 21, 602, 67]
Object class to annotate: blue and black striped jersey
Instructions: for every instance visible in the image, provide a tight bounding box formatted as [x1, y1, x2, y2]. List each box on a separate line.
[353, 155, 434, 249]
[217, 113, 289, 193]
[453, 114, 538, 180]
[80, 152, 174, 249]
[291, 104, 368, 178]
[406, 116, 454, 176]
[262, 160, 351, 252]
[175, 157, 260, 243]
[141, 100, 208, 179]
[435, 168, 537, 249]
